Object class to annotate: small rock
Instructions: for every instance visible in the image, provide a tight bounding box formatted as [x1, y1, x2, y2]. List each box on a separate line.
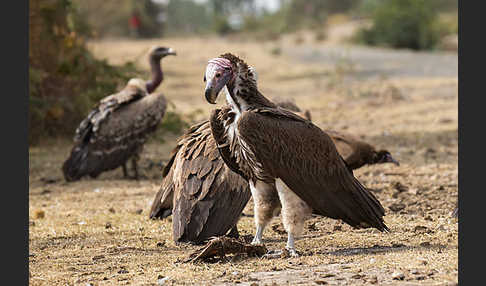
[93, 188, 101, 193]
[108, 207, 116, 213]
[420, 241, 431, 247]
[410, 269, 420, 275]
[105, 222, 112, 229]
[392, 271, 405, 280]
[416, 275, 426, 280]
[393, 182, 409, 193]
[40, 189, 52, 195]
[249, 283, 259, 286]
[33, 210, 45, 219]
[135, 209, 143, 215]
[368, 276, 378, 284]
[156, 241, 166, 247]
[320, 274, 335, 278]
[314, 280, 328, 285]
[333, 225, 342, 231]
[351, 274, 363, 279]
[157, 276, 170, 285]
[118, 269, 129, 274]
[29, 221, 35, 227]
[414, 225, 430, 234]
[421, 261, 428, 266]
[78, 221, 86, 225]
[389, 203, 406, 212]
[369, 258, 376, 264]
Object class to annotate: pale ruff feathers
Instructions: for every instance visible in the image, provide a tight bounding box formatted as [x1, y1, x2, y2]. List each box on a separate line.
[224, 66, 265, 181]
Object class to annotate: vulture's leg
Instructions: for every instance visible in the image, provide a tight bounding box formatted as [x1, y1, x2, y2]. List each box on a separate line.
[249, 180, 281, 245]
[122, 163, 129, 178]
[227, 225, 239, 239]
[131, 156, 139, 180]
[274, 178, 312, 257]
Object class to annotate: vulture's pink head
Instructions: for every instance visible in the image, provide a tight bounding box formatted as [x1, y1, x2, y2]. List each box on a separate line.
[204, 57, 235, 104]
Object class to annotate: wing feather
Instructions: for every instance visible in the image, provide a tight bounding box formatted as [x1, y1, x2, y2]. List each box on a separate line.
[236, 109, 388, 231]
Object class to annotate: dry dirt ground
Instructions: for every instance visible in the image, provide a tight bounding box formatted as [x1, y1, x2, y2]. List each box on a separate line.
[29, 27, 458, 285]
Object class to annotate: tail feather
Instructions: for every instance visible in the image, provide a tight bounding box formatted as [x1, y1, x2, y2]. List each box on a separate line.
[62, 145, 91, 182]
[351, 178, 389, 232]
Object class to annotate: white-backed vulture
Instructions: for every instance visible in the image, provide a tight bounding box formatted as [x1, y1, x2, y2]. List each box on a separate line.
[62, 46, 176, 181]
[204, 53, 389, 256]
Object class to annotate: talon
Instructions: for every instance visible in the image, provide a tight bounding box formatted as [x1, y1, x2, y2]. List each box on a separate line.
[251, 238, 263, 245]
[286, 247, 299, 257]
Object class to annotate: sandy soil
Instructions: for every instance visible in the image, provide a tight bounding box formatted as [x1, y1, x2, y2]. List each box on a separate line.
[29, 28, 458, 285]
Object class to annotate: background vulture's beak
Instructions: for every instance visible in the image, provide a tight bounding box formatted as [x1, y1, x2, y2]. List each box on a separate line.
[166, 48, 177, 56]
[385, 153, 400, 166]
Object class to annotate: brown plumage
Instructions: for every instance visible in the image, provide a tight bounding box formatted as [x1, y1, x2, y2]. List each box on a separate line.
[204, 53, 389, 256]
[269, 97, 399, 170]
[150, 121, 250, 244]
[62, 46, 176, 181]
[150, 96, 397, 245]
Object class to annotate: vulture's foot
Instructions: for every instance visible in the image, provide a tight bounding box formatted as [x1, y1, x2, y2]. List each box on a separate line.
[251, 238, 263, 245]
[122, 163, 129, 178]
[131, 158, 139, 180]
[262, 248, 299, 259]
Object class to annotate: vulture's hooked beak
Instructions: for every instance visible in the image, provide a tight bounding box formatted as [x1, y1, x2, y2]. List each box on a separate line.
[204, 63, 233, 104]
[383, 153, 400, 166]
[166, 48, 177, 56]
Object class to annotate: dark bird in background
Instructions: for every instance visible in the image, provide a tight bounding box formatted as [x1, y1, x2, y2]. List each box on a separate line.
[271, 97, 400, 170]
[204, 53, 389, 256]
[62, 46, 176, 181]
[150, 73, 398, 246]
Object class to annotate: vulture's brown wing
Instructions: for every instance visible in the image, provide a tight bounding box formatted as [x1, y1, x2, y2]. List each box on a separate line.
[168, 121, 250, 244]
[74, 85, 146, 143]
[149, 121, 211, 219]
[149, 142, 182, 219]
[236, 108, 388, 231]
[62, 88, 166, 181]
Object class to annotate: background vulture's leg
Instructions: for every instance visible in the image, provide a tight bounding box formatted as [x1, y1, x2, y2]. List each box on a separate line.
[227, 225, 239, 239]
[131, 157, 139, 180]
[249, 180, 281, 245]
[122, 163, 129, 178]
[275, 178, 312, 257]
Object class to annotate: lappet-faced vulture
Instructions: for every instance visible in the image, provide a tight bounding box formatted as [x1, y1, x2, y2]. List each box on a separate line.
[204, 53, 389, 256]
[150, 72, 398, 245]
[62, 46, 176, 181]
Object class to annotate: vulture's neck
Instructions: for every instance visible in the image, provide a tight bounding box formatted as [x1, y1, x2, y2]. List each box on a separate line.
[146, 56, 163, 94]
[225, 66, 276, 114]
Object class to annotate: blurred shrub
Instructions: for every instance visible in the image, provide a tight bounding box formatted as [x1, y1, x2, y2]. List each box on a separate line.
[213, 16, 235, 35]
[165, 0, 212, 36]
[354, 0, 454, 50]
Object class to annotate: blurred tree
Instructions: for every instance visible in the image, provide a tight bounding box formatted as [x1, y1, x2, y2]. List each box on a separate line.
[29, 0, 138, 144]
[354, 0, 449, 50]
[165, 0, 212, 35]
[70, 0, 164, 38]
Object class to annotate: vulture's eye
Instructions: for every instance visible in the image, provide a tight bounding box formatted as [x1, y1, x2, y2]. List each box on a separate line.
[215, 73, 221, 78]
[203, 75, 206, 82]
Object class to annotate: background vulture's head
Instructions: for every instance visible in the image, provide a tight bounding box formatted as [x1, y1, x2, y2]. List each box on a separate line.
[149, 46, 177, 61]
